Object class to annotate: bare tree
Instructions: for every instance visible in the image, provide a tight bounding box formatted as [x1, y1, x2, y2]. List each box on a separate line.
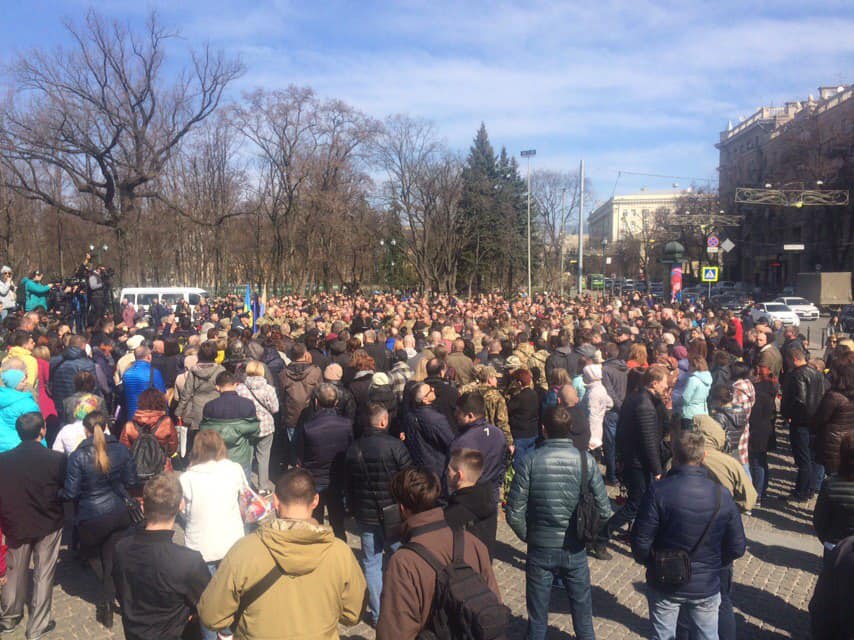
[0, 10, 243, 280]
[532, 169, 583, 292]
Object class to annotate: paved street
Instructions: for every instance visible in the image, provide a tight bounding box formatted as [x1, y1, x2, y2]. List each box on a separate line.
[3, 421, 823, 640]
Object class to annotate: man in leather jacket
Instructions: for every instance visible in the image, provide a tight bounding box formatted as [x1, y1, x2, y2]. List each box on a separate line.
[781, 347, 826, 500]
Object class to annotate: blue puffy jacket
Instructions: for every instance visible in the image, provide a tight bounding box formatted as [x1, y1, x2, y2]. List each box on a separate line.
[62, 435, 138, 522]
[631, 465, 747, 599]
[404, 405, 455, 481]
[50, 347, 97, 422]
[121, 361, 166, 419]
[0, 386, 42, 453]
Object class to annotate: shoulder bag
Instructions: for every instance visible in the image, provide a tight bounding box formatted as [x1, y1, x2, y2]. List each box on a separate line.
[650, 484, 721, 587]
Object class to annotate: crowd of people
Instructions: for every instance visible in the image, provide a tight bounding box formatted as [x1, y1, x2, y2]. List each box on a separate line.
[0, 284, 852, 640]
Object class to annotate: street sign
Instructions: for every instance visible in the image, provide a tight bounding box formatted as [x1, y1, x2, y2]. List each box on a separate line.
[605, 257, 612, 265]
[707, 247, 719, 254]
[783, 243, 806, 251]
[707, 234, 720, 248]
[721, 238, 735, 253]
[701, 266, 719, 283]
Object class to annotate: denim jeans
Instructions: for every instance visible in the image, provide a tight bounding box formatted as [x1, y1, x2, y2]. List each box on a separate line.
[513, 436, 539, 473]
[608, 466, 651, 534]
[359, 522, 400, 624]
[749, 451, 769, 501]
[789, 425, 812, 497]
[648, 587, 721, 640]
[810, 445, 825, 494]
[675, 564, 734, 640]
[525, 546, 594, 640]
[603, 410, 619, 483]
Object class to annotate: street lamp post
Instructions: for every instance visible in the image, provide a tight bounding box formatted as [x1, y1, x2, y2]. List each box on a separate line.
[559, 187, 567, 297]
[601, 238, 608, 297]
[578, 159, 585, 295]
[521, 149, 536, 298]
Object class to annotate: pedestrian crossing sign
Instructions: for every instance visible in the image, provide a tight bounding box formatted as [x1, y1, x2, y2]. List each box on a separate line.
[701, 267, 719, 283]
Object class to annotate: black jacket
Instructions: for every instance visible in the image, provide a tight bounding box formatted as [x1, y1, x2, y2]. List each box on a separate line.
[365, 343, 392, 372]
[152, 353, 181, 389]
[404, 405, 456, 481]
[0, 441, 66, 546]
[631, 466, 747, 599]
[345, 428, 412, 525]
[424, 375, 459, 428]
[810, 535, 854, 640]
[602, 358, 629, 411]
[545, 346, 579, 380]
[49, 346, 97, 422]
[814, 475, 854, 545]
[781, 364, 825, 428]
[113, 529, 211, 640]
[507, 387, 540, 440]
[444, 483, 498, 558]
[296, 408, 354, 490]
[616, 389, 665, 476]
[63, 435, 138, 522]
[202, 390, 257, 420]
[749, 379, 779, 454]
[781, 336, 808, 376]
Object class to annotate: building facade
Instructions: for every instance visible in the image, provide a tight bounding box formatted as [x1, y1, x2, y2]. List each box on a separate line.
[717, 85, 854, 288]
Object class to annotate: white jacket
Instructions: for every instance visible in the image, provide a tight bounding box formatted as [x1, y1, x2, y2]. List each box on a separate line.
[583, 379, 614, 450]
[180, 459, 247, 562]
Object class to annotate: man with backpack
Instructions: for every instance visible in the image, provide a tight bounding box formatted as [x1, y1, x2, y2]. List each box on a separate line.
[506, 405, 612, 640]
[376, 467, 506, 640]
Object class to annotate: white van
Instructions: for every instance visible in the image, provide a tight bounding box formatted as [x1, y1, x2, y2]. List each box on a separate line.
[119, 287, 209, 313]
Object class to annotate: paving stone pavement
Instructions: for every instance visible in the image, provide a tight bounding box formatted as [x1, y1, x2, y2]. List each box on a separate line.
[2, 432, 822, 640]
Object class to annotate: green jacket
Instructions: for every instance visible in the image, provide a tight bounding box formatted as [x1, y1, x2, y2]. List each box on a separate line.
[507, 439, 612, 549]
[22, 278, 51, 312]
[200, 417, 260, 469]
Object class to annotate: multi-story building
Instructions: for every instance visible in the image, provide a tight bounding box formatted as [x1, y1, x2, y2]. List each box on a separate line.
[717, 85, 853, 288]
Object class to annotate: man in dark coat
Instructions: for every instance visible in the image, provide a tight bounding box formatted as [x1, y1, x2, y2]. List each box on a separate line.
[364, 330, 392, 373]
[345, 403, 412, 626]
[296, 383, 353, 540]
[113, 473, 211, 640]
[0, 413, 66, 639]
[403, 382, 456, 482]
[449, 392, 508, 502]
[602, 342, 629, 484]
[631, 429, 746, 640]
[423, 358, 459, 427]
[49, 333, 97, 423]
[782, 346, 826, 500]
[609, 365, 669, 537]
[444, 448, 498, 558]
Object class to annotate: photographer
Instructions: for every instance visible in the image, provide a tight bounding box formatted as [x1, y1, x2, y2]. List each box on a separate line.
[0, 267, 16, 319]
[88, 267, 108, 326]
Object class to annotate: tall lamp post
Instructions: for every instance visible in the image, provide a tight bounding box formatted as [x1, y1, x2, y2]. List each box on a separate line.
[521, 149, 536, 298]
[601, 237, 608, 296]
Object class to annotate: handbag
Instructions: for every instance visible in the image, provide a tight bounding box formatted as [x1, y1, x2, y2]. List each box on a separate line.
[650, 484, 721, 587]
[574, 450, 600, 544]
[239, 486, 274, 524]
[354, 443, 403, 542]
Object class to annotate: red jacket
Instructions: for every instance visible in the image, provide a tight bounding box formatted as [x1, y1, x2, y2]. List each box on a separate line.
[36, 358, 58, 421]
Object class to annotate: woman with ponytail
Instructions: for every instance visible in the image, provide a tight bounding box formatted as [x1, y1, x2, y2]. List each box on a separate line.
[62, 411, 137, 629]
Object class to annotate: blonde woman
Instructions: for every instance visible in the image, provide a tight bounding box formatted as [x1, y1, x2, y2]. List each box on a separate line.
[236, 360, 279, 492]
[62, 411, 137, 629]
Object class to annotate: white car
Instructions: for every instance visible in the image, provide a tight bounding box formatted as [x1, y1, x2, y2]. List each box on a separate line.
[750, 302, 800, 327]
[774, 297, 820, 321]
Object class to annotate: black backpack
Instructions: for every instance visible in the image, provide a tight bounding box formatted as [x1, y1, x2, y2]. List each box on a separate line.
[574, 449, 601, 544]
[130, 417, 167, 481]
[403, 526, 508, 640]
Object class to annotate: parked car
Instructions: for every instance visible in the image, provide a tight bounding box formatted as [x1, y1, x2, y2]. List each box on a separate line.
[750, 302, 800, 327]
[774, 297, 820, 321]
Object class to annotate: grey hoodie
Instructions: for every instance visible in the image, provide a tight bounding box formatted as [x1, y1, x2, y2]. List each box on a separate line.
[602, 358, 628, 410]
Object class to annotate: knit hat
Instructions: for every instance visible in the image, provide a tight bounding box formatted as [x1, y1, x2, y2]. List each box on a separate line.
[74, 395, 101, 420]
[673, 345, 688, 360]
[1, 369, 25, 390]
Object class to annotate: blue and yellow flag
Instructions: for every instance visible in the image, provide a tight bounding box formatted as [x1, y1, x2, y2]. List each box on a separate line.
[243, 284, 253, 330]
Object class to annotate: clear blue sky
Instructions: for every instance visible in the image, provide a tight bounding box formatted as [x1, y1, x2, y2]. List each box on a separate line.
[1, 0, 852, 205]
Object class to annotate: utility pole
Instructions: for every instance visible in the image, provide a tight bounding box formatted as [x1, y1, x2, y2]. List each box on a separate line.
[559, 187, 566, 297]
[521, 149, 536, 298]
[578, 159, 585, 295]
